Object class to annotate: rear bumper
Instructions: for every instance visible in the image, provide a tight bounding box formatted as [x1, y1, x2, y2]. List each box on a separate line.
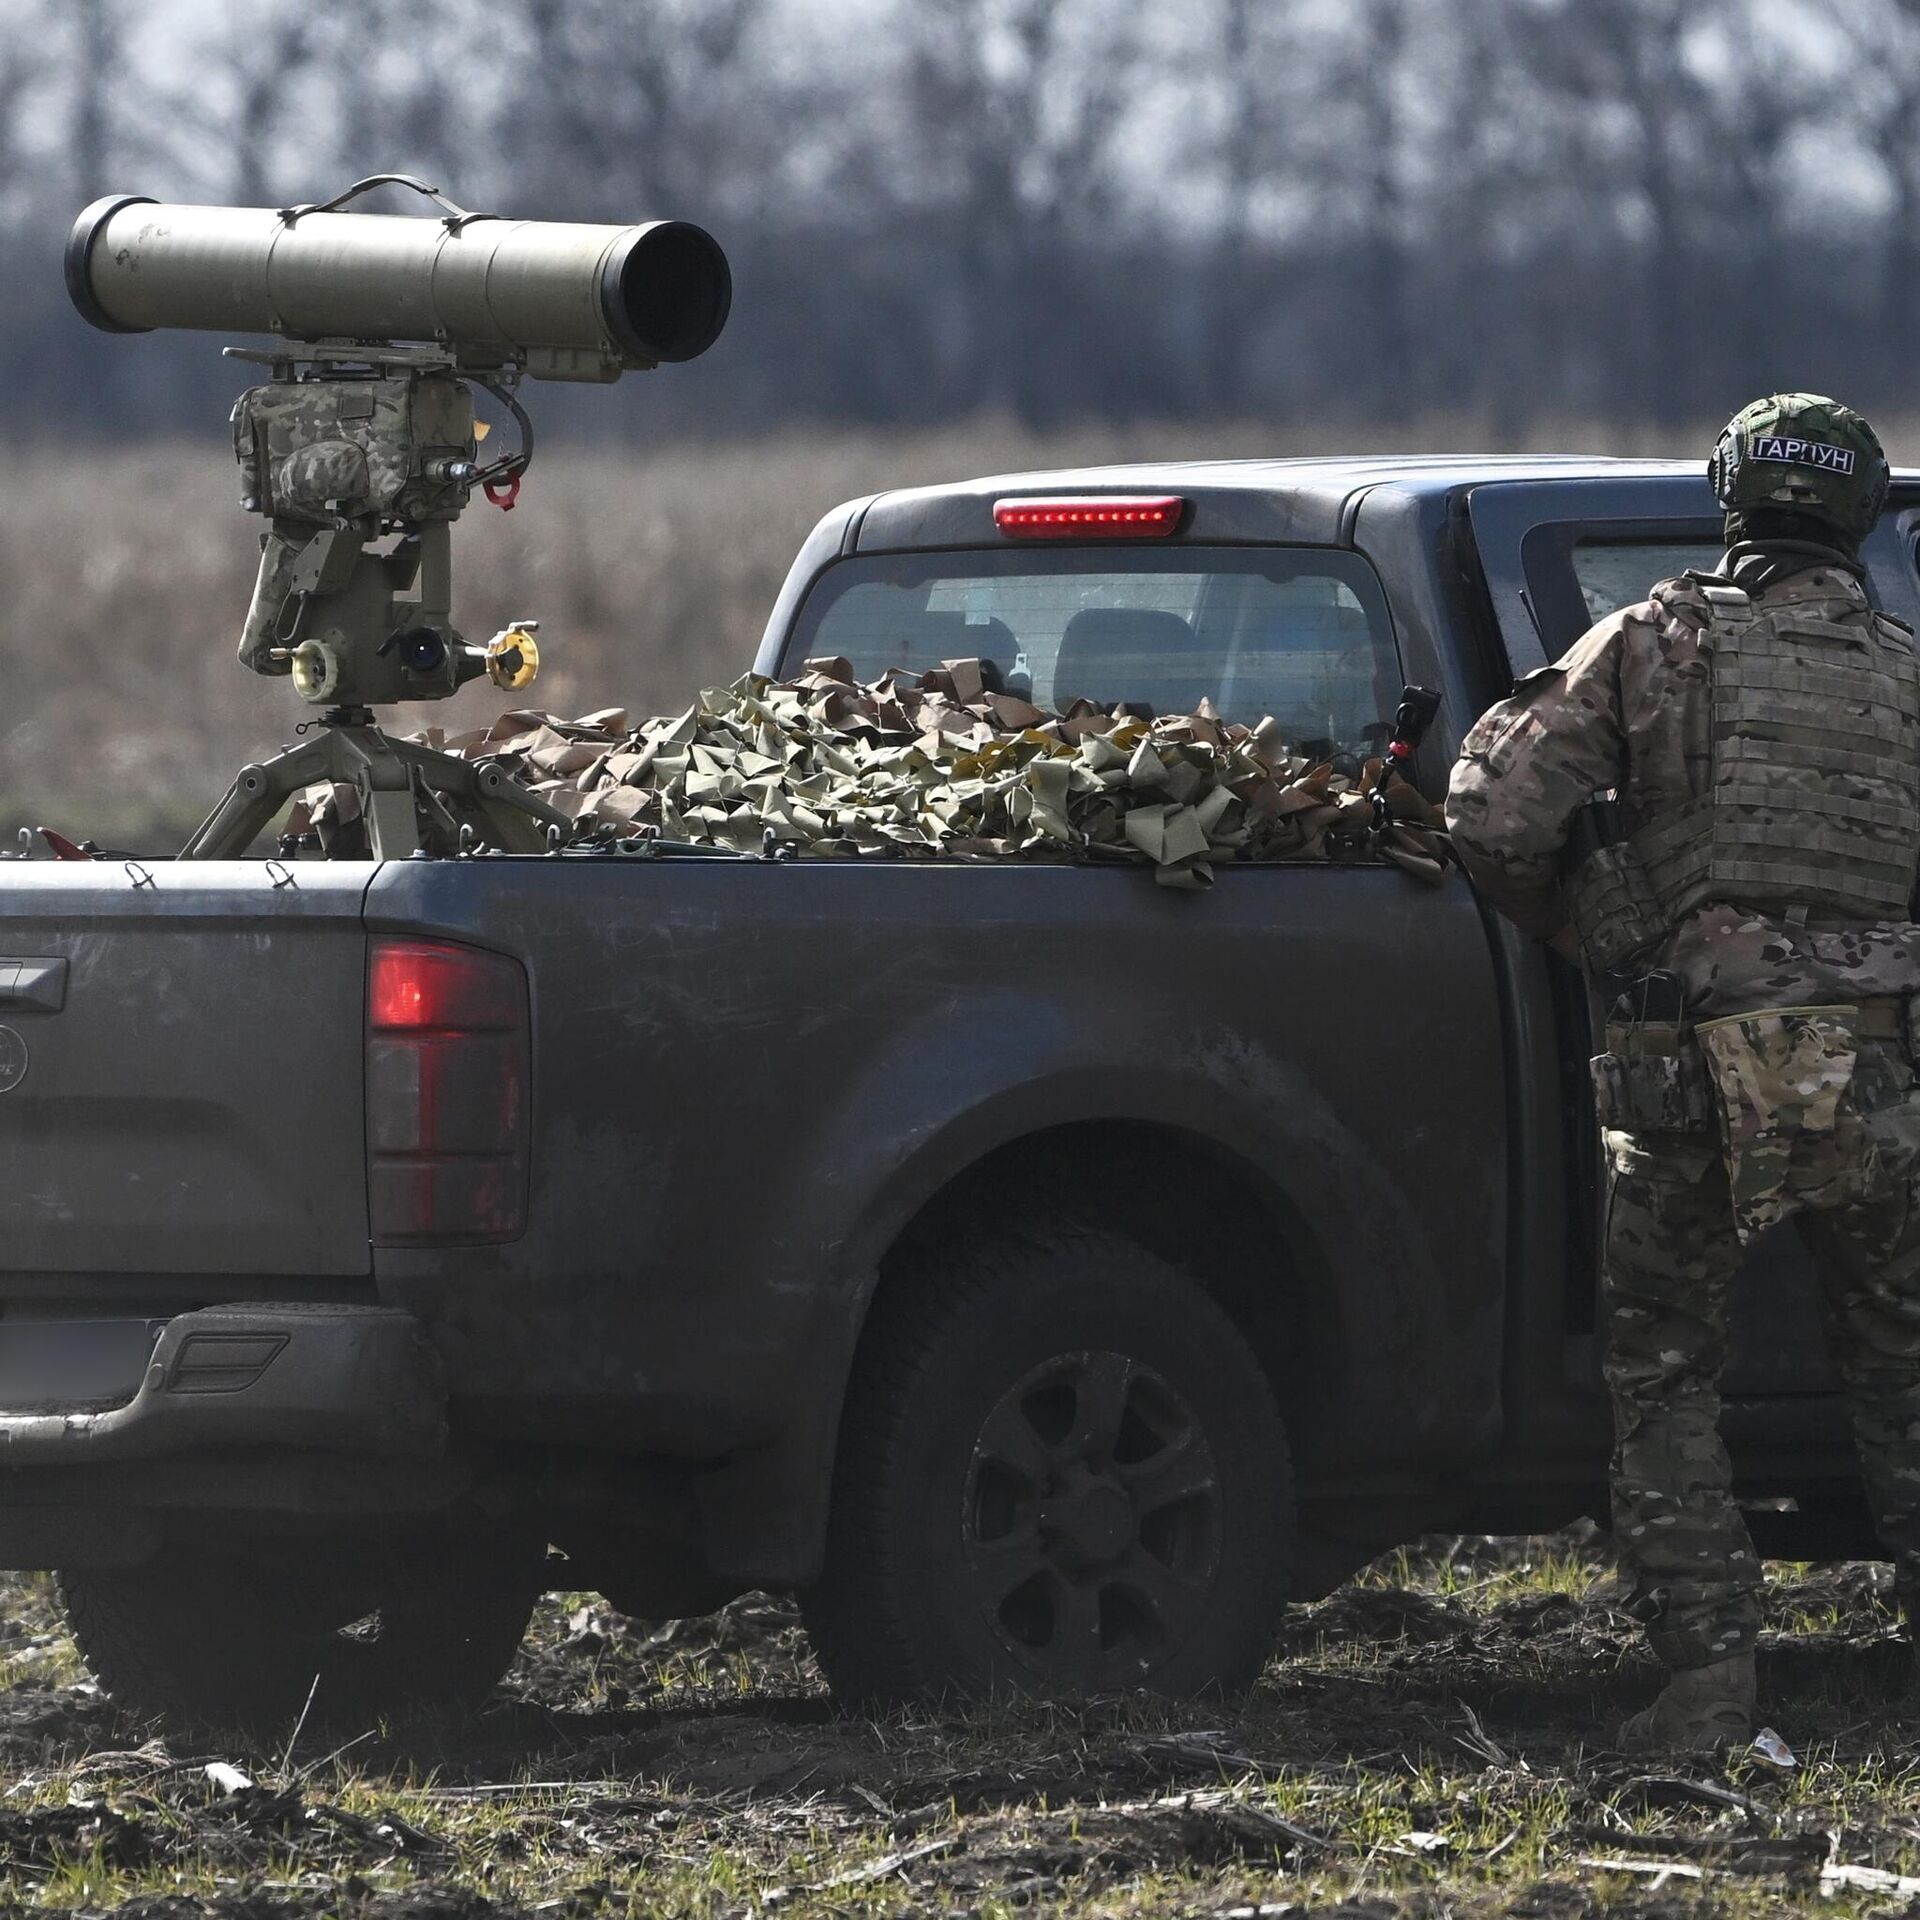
[0, 1303, 447, 1463]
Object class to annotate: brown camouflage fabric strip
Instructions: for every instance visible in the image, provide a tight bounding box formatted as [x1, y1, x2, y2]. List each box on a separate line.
[290, 657, 1452, 888]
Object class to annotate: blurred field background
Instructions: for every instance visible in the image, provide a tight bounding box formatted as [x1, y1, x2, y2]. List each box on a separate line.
[11, 410, 1897, 853]
[5, 0, 1920, 846]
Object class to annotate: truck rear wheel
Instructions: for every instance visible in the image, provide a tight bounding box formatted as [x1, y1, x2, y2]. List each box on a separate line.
[59, 1537, 537, 1731]
[803, 1229, 1294, 1705]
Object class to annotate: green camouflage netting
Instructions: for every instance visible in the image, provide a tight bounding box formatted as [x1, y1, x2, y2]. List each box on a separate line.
[295, 656, 1451, 889]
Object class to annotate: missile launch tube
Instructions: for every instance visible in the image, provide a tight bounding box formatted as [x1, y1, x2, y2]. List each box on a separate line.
[67, 194, 731, 367]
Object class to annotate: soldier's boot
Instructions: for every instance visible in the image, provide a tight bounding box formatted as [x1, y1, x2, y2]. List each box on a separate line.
[1893, 1553, 1920, 1630]
[1891, 1554, 1920, 1682]
[1617, 1652, 1756, 1756]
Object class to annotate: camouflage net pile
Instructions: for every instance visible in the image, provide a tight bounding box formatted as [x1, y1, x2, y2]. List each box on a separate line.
[295, 655, 1451, 889]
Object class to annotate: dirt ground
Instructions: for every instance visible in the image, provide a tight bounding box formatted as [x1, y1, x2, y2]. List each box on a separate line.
[0, 1536, 1916, 1918]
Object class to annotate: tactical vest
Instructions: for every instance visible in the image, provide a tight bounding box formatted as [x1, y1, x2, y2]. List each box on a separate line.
[1567, 574, 1920, 965]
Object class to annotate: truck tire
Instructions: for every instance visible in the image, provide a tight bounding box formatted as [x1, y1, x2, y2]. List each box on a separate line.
[59, 1540, 536, 1731]
[803, 1229, 1293, 1706]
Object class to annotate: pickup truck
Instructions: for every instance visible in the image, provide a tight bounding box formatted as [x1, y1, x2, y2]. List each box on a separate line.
[5, 453, 1913, 1728]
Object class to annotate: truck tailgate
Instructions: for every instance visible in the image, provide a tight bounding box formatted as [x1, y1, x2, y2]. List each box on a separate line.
[0, 862, 373, 1276]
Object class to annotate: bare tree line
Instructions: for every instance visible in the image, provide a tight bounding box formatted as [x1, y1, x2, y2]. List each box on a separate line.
[5, 0, 1917, 437]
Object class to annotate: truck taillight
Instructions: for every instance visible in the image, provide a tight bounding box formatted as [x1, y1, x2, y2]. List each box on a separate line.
[366, 937, 529, 1245]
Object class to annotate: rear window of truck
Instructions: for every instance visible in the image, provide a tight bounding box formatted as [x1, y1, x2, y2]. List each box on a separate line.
[1571, 539, 1723, 623]
[1510, 516, 1725, 658]
[784, 546, 1402, 759]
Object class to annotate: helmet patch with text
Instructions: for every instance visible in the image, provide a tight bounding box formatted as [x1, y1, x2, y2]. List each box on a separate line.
[1749, 435, 1855, 474]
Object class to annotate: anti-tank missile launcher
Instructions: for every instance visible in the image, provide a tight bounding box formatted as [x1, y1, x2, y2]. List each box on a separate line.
[66, 174, 731, 857]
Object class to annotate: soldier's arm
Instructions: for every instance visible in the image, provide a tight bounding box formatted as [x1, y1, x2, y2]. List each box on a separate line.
[1444, 611, 1633, 940]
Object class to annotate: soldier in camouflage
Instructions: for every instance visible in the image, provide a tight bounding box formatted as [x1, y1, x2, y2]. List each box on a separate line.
[1446, 394, 1920, 1754]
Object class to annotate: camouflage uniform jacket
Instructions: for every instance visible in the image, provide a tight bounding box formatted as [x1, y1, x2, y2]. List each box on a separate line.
[1445, 558, 1920, 1018]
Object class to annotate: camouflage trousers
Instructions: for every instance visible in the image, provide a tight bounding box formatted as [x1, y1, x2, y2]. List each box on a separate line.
[1604, 1035, 1920, 1670]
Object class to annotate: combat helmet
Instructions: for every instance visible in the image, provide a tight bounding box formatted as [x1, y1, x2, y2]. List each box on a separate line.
[1708, 392, 1890, 542]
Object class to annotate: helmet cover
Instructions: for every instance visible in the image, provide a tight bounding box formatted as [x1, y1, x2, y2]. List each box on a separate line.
[1708, 392, 1890, 540]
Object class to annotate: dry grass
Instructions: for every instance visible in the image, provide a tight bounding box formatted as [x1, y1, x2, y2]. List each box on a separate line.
[14, 410, 1903, 853]
[0, 1542, 1916, 1918]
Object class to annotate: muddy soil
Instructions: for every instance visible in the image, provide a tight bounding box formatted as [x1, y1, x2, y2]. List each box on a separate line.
[0, 1542, 1909, 1918]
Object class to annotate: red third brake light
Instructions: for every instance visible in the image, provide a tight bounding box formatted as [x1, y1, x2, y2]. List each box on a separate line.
[367, 938, 530, 1245]
[993, 495, 1185, 540]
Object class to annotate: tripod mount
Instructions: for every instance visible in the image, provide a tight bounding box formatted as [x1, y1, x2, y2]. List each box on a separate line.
[183, 706, 562, 859]
[71, 173, 733, 859]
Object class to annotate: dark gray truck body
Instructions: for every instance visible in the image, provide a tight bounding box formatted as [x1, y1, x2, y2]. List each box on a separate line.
[4, 454, 1914, 1605]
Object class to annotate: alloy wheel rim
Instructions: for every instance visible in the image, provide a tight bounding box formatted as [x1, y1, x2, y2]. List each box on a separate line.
[961, 1348, 1222, 1690]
